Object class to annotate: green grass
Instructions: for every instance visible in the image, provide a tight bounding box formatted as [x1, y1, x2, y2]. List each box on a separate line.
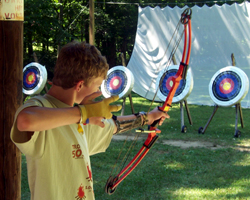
[21, 92, 250, 199]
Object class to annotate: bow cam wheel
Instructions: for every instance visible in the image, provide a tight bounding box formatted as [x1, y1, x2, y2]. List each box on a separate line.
[105, 176, 118, 195]
[181, 8, 192, 24]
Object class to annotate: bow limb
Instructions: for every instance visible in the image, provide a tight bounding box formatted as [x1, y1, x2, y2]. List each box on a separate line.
[105, 8, 192, 195]
[151, 8, 192, 129]
[105, 128, 161, 195]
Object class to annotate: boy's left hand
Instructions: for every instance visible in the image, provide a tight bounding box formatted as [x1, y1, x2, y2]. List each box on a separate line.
[147, 107, 170, 126]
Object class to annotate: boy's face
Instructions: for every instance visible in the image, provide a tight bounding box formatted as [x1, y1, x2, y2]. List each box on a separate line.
[77, 76, 104, 102]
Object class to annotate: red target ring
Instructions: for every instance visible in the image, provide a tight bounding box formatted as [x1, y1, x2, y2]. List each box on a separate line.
[156, 65, 193, 103]
[165, 77, 174, 91]
[219, 78, 234, 94]
[110, 76, 122, 90]
[26, 72, 36, 85]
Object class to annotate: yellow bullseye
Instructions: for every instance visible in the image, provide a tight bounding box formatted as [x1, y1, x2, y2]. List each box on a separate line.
[28, 74, 34, 82]
[169, 80, 173, 87]
[113, 79, 119, 86]
[223, 82, 231, 91]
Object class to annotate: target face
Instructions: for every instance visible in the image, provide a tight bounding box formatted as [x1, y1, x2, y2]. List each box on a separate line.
[209, 66, 249, 107]
[23, 62, 47, 95]
[156, 65, 193, 103]
[101, 66, 134, 98]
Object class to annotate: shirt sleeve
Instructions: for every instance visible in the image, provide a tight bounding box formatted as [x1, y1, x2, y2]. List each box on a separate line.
[84, 119, 115, 156]
[10, 99, 46, 158]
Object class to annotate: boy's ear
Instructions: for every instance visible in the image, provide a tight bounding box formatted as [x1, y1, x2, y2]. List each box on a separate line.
[76, 80, 84, 92]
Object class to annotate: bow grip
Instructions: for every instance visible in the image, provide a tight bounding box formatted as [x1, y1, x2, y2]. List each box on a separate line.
[149, 106, 165, 128]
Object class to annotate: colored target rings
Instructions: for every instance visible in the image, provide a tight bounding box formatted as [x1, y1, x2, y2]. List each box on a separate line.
[23, 62, 47, 95]
[156, 65, 193, 103]
[209, 66, 249, 107]
[101, 66, 134, 98]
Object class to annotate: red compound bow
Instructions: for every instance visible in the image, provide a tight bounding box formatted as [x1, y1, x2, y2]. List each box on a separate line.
[105, 8, 192, 195]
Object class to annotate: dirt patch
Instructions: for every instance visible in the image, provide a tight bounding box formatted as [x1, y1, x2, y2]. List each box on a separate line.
[112, 135, 250, 151]
[161, 140, 222, 150]
[112, 135, 223, 150]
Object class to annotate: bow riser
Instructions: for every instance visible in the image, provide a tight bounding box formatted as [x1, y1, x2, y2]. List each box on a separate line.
[160, 65, 185, 112]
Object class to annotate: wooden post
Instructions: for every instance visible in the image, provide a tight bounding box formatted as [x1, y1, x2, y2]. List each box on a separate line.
[89, 0, 95, 45]
[231, 53, 236, 66]
[120, 53, 135, 114]
[0, 20, 23, 200]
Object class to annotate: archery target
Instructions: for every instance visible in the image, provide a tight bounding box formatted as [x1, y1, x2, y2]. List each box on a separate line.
[101, 66, 134, 98]
[209, 66, 249, 107]
[23, 62, 47, 95]
[156, 65, 194, 103]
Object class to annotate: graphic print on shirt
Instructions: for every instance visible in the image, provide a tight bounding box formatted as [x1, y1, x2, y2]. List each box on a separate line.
[86, 163, 92, 182]
[75, 184, 86, 200]
[72, 144, 83, 159]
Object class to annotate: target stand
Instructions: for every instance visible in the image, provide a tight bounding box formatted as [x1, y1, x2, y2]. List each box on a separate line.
[198, 63, 249, 137]
[23, 62, 48, 98]
[101, 65, 135, 115]
[156, 65, 194, 133]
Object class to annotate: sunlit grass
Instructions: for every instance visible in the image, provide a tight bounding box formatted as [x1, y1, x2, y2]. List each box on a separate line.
[21, 92, 250, 199]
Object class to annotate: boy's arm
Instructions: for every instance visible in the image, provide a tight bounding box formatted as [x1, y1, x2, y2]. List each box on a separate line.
[16, 106, 82, 132]
[17, 95, 122, 132]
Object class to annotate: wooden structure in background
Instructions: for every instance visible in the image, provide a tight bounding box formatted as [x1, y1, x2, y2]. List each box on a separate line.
[172, 55, 193, 133]
[120, 53, 135, 115]
[198, 53, 244, 137]
[89, 0, 95, 45]
[0, 21, 23, 200]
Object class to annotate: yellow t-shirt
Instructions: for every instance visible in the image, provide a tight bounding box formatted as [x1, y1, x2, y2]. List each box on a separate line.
[10, 94, 115, 200]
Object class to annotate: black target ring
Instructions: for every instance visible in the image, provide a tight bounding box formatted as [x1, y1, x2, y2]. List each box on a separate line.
[156, 65, 193, 103]
[159, 69, 186, 97]
[101, 66, 134, 98]
[23, 62, 47, 95]
[104, 70, 127, 96]
[209, 66, 249, 107]
[212, 71, 241, 101]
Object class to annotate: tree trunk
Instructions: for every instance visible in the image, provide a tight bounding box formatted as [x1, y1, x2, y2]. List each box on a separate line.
[0, 21, 23, 200]
[89, 0, 95, 45]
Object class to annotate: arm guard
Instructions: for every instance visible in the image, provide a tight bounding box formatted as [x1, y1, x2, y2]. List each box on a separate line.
[113, 112, 148, 134]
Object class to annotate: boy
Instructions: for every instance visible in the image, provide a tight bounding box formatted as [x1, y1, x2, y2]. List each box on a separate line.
[11, 41, 169, 200]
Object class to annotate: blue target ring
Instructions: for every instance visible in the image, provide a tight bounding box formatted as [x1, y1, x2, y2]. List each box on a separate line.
[156, 65, 193, 103]
[23, 66, 40, 90]
[104, 70, 127, 95]
[23, 62, 47, 95]
[159, 69, 186, 97]
[212, 71, 241, 101]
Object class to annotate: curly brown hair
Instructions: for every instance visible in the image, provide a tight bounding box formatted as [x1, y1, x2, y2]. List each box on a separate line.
[52, 41, 109, 89]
